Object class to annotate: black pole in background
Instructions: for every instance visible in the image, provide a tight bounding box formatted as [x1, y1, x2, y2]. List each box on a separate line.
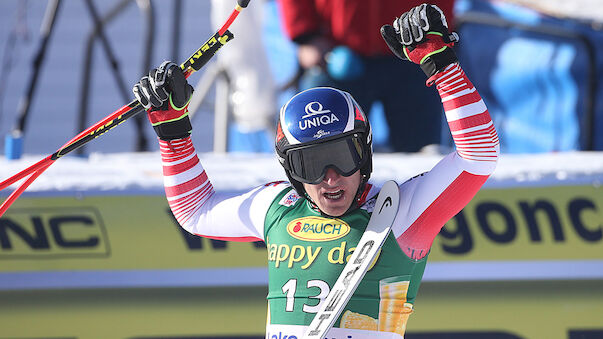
[0, 0, 29, 132]
[135, 0, 155, 152]
[6, 0, 62, 159]
[77, 0, 131, 148]
[77, 0, 143, 155]
[171, 0, 182, 63]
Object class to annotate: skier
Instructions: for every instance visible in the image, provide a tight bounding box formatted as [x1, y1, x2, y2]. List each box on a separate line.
[133, 4, 499, 338]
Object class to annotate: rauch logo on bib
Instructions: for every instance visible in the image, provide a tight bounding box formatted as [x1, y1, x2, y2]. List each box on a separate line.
[286, 216, 350, 242]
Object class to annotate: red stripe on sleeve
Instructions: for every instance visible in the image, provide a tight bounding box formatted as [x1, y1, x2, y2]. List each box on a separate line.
[164, 171, 209, 198]
[452, 128, 492, 139]
[442, 92, 481, 111]
[163, 156, 200, 176]
[448, 112, 491, 132]
[439, 83, 472, 98]
[397, 171, 488, 260]
[170, 185, 214, 217]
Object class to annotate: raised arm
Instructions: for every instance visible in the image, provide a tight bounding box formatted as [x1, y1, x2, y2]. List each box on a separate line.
[159, 137, 289, 241]
[133, 61, 289, 242]
[381, 4, 499, 259]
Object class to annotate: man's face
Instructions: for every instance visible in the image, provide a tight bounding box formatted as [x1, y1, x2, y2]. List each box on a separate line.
[303, 168, 362, 217]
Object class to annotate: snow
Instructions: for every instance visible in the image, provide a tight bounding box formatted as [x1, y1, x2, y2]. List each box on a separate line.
[1, 151, 601, 195]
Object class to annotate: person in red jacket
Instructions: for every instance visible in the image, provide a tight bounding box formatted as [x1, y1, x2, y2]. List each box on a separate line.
[278, 0, 456, 153]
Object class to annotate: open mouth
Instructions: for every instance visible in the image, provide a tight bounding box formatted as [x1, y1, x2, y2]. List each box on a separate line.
[323, 189, 344, 200]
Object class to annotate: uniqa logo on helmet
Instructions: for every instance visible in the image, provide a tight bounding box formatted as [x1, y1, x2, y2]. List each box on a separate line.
[298, 101, 339, 132]
[280, 88, 355, 144]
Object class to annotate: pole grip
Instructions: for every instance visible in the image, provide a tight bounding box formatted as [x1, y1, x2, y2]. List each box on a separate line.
[180, 30, 234, 72]
[237, 0, 251, 8]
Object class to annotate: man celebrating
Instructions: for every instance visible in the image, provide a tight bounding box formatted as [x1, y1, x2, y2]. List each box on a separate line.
[133, 4, 499, 338]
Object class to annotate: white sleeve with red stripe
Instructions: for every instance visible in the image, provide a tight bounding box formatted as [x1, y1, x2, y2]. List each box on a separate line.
[392, 63, 500, 260]
[159, 138, 289, 242]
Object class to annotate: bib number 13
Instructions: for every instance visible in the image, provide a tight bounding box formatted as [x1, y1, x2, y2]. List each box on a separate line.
[281, 279, 330, 313]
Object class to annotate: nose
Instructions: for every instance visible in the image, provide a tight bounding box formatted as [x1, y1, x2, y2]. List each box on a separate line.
[322, 168, 341, 185]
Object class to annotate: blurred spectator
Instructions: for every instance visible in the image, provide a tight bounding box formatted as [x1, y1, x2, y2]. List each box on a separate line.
[277, 0, 456, 152]
[211, 0, 277, 151]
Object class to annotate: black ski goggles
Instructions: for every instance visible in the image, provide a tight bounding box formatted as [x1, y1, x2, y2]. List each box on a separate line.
[286, 134, 366, 184]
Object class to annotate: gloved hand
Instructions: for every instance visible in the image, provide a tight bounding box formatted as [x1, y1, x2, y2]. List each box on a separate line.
[133, 61, 194, 140]
[381, 3, 459, 79]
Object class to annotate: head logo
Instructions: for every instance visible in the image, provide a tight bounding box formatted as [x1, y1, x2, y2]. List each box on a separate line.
[302, 101, 331, 118]
[298, 101, 340, 131]
[313, 129, 330, 139]
[279, 191, 301, 207]
[286, 216, 350, 242]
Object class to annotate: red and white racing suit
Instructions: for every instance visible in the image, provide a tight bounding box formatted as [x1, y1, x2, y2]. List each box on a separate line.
[157, 63, 499, 338]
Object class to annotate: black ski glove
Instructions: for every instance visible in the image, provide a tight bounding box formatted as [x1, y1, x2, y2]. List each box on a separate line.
[133, 61, 194, 140]
[381, 4, 459, 79]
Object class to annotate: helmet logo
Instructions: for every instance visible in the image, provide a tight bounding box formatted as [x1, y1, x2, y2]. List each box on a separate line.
[299, 101, 340, 131]
[313, 129, 330, 139]
[302, 101, 331, 118]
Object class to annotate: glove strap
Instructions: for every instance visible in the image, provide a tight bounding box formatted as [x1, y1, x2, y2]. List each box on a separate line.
[149, 94, 193, 140]
[152, 113, 192, 140]
[403, 32, 458, 78]
[419, 47, 458, 79]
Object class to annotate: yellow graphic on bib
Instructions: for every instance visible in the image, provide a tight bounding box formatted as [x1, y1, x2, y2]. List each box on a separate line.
[339, 276, 413, 336]
[378, 276, 413, 336]
[340, 310, 378, 331]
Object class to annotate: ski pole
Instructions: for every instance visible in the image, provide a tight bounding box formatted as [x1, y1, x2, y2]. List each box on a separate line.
[0, 0, 251, 217]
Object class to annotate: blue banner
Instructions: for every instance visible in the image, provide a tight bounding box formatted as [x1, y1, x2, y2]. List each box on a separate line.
[455, 0, 603, 152]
